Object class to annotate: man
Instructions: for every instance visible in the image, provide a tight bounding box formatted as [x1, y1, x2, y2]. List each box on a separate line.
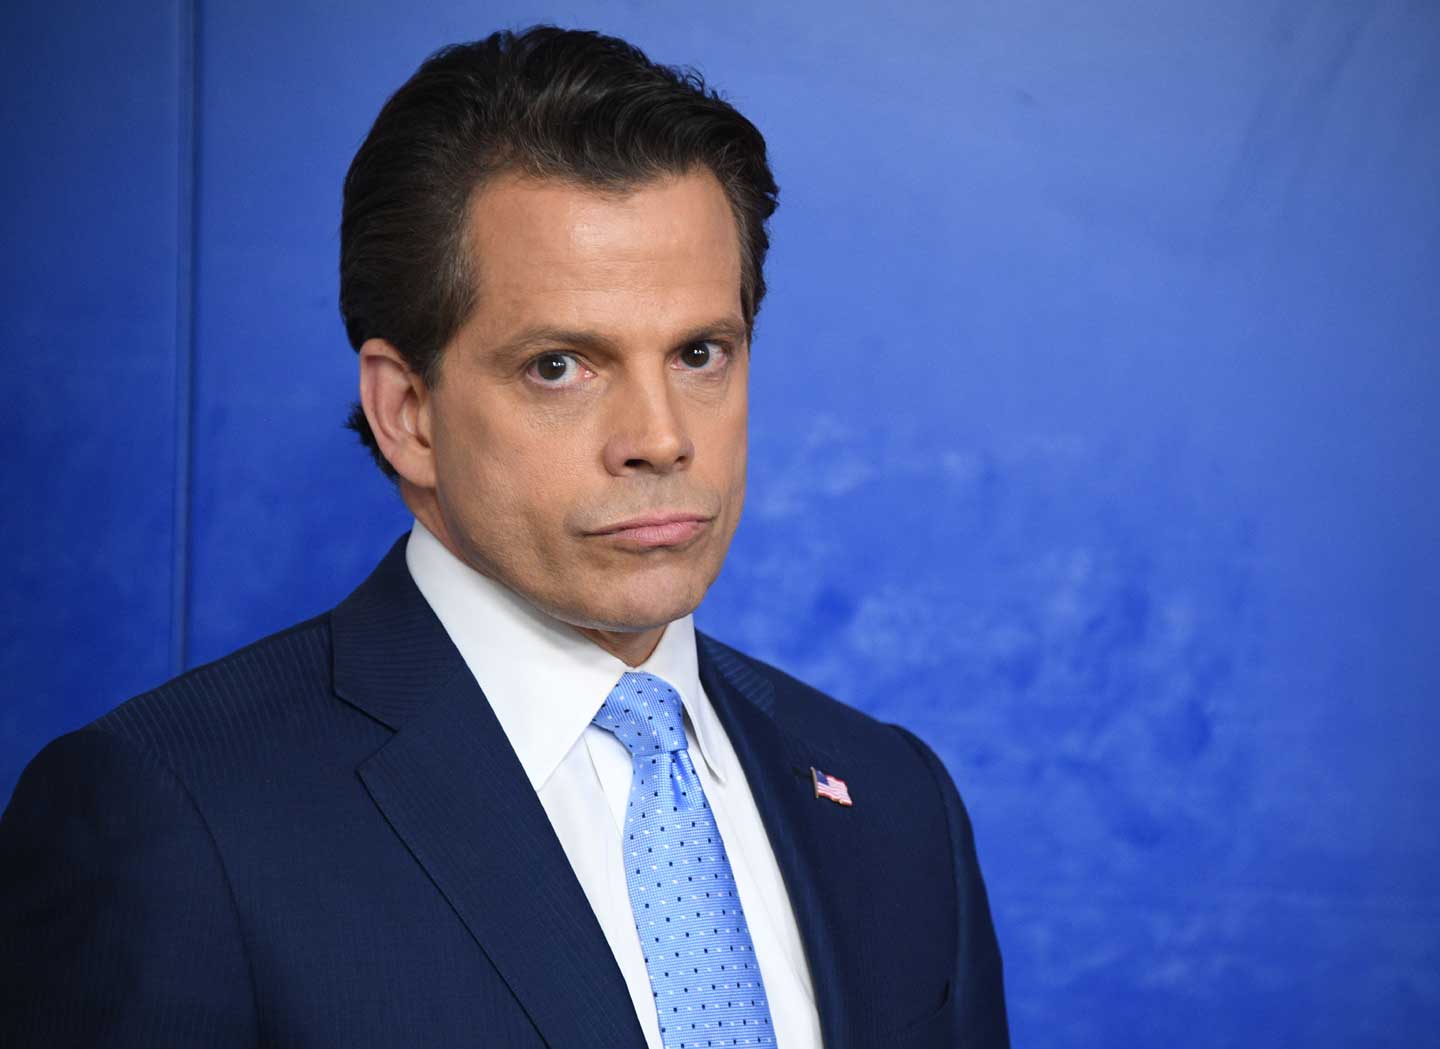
[0, 26, 1006, 1048]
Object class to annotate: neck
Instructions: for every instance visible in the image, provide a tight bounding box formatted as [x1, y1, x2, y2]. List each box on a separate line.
[575, 625, 666, 667]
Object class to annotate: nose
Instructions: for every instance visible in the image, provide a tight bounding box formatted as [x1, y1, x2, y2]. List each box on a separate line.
[601, 371, 694, 476]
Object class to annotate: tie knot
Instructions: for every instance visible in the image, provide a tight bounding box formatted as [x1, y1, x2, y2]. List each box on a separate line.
[592, 671, 688, 757]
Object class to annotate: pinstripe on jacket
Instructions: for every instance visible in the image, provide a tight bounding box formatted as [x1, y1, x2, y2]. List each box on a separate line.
[0, 534, 1008, 1049]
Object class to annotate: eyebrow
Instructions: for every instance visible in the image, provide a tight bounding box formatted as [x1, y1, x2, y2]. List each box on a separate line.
[490, 317, 750, 362]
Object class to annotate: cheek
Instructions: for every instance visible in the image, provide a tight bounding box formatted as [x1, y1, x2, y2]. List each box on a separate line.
[445, 416, 596, 536]
[709, 397, 748, 492]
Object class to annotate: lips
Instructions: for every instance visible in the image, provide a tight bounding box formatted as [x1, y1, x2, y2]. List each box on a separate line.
[589, 512, 711, 548]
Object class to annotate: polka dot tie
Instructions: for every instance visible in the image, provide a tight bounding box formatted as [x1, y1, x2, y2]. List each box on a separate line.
[592, 671, 777, 1048]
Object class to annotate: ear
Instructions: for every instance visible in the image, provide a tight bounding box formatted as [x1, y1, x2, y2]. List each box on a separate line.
[358, 339, 437, 489]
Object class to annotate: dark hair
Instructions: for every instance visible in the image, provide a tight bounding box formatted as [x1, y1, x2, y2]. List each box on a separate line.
[339, 25, 779, 477]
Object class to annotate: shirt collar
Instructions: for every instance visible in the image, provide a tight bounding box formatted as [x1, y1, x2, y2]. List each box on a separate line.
[404, 520, 729, 790]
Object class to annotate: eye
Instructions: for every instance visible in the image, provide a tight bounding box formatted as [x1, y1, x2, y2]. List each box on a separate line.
[676, 340, 724, 370]
[526, 352, 589, 387]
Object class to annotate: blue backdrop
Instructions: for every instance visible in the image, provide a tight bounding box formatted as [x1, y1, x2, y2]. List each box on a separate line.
[3, 1, 1437, 1046]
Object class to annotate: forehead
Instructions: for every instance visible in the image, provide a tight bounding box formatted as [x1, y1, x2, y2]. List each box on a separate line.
[459, 170, 743, 340]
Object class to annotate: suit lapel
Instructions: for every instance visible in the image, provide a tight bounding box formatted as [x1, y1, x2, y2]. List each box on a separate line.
[333, 538, 645, 1048]
[697, 635, 860, 1049]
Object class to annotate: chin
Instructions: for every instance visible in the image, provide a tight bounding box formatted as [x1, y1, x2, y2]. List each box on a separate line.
[553, 574, 709, 634]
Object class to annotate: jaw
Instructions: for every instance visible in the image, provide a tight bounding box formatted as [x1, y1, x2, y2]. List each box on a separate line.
[401, 454, 745, 657]
[528, 550, 721, 634]
[514, 554, 717, 667]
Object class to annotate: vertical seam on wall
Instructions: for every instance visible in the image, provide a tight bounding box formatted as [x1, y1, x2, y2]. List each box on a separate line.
[171, 0, 200, 676]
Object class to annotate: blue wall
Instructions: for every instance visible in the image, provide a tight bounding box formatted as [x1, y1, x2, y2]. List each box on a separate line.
[3, 1, 1437, 1045]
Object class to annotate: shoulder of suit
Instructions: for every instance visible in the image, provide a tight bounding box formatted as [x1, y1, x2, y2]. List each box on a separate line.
[87, 612, 340, 772]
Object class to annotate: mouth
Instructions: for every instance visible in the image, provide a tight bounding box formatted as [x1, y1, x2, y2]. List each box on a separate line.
[587, 512, 712, 549]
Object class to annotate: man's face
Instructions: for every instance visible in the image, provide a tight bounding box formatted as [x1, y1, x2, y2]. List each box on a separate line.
[416, 170, 749, 638]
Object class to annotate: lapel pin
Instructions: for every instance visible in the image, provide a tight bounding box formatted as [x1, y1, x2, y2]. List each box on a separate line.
[811, 766, 853, 807]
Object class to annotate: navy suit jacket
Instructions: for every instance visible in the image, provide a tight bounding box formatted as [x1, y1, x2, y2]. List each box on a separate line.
[1, 536, 1007, 1048]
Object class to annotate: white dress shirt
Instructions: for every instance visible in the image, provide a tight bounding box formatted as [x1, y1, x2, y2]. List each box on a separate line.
[406, 521, 822, 1049]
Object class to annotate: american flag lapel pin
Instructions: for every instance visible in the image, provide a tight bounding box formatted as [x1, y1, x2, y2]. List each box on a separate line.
[811, 766, 853, 807]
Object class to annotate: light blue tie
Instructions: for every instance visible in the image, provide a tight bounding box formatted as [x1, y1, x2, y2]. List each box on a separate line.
[592, 671, 777, 1048]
